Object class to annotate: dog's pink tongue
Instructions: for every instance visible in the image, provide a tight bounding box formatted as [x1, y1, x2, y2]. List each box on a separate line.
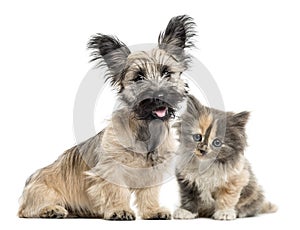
[153, 107, 167, 118]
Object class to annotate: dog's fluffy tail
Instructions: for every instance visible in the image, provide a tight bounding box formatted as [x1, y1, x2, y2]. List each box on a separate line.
[260, 201, 278, 214]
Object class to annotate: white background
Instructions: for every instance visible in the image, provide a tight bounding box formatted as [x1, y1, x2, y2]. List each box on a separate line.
[1, 0, 299, 229]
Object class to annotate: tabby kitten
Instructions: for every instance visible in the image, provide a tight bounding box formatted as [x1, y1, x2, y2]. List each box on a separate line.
[173, 95, 277, 220]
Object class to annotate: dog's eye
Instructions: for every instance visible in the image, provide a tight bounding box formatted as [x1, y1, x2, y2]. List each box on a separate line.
[193, 134, 202, 142]
[212, 138, 222, 147]
[133, 72, 145, 82]
[162, 70, 172, 79]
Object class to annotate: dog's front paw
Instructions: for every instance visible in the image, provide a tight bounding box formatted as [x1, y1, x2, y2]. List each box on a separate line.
[105, 209, 136, 221]
[39, 205, 68, 218]
[173, 208, 197, 219]
[142, 207, 171, 220]
[213, 209, 236, 220]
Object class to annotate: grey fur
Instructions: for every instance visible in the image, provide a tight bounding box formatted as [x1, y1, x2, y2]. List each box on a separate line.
[174, 95, 277, 220]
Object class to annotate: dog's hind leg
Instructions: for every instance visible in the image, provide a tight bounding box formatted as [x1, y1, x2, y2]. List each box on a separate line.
[18, 180, 68, 218]
[38, 205, 68, 218]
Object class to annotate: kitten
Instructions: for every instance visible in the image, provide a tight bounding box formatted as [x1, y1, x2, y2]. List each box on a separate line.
[173, 95, 277, 220]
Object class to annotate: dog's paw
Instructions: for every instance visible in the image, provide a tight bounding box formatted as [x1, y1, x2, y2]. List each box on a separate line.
[105, 210, 136, 221]
[237, 211, 247, 218]
[213, 209, 236, 220]
[142, 207, 171, 220]
[173, 208, 197, 219]
[39, 205, 68, 218]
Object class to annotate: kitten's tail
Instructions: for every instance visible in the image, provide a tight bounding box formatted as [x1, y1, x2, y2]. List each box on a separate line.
[260, 201, 278, 214]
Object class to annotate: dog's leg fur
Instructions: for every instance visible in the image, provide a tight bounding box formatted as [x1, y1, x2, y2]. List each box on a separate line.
[18, 143, 100, 218]
[135, 186, 171, 220]
[18, 182, 68, 218]
[88, 180, 135, 220]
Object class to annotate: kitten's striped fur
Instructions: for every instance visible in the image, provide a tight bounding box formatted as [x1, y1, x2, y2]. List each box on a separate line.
[174, 95, 277, 220]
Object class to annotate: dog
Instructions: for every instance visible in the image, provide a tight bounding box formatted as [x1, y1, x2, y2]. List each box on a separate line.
[18, 15, 196, 220]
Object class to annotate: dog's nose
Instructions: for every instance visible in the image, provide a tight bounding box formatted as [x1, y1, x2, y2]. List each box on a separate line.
[154, 91, 164, 99]
[156, 93, 164, 99]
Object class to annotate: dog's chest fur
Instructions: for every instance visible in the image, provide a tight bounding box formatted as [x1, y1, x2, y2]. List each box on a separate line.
[87, 109, 176, 188]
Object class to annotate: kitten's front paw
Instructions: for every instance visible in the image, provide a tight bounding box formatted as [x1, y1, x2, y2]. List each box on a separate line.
[213, 209, 236, 220]
[173, 208, 197, 219]
[142, 207, 171, 220]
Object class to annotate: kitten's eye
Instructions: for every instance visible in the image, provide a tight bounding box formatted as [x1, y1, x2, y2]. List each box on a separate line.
[193, 134, 202, 142]
[212, 138, 222, 147]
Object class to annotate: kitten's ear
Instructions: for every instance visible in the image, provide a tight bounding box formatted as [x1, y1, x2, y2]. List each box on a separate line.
[186, 95, 210, 122]
[158, 15, 196, 65]
[232, 111, 250, 128]
[88, 34, 131, 88]
[186, 95, 203, 118]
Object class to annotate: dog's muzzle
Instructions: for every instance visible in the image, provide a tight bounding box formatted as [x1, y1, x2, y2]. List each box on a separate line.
[134, 97, 175, 121]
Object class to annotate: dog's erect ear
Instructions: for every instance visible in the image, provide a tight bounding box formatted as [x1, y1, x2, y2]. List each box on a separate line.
[88, 34, 130, 89]
[158, 15, 196, 59]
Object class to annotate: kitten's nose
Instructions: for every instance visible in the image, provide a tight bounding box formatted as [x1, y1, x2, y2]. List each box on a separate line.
[197, 144, 207, 155]
[199, 150, 207, 155]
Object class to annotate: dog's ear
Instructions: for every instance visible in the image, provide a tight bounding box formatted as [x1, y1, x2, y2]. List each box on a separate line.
[158, 15, 196, 61]
[88, 34, 130, 89]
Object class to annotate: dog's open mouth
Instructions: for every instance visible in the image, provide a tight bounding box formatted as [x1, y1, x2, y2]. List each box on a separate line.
[134, 98, 176, 120]
[152, 107, 168, 118]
